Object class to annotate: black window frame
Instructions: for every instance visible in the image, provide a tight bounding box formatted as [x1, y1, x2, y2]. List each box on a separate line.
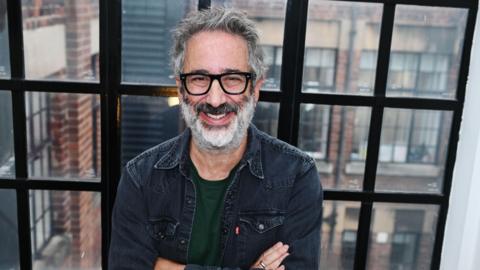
[0, 0, 477, 269]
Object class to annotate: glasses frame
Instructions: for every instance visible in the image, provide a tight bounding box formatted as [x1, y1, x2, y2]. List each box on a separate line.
[179, 72, 256, 96]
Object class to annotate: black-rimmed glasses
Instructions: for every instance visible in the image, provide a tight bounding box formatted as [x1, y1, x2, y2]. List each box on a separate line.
[179, 72, 255, 95]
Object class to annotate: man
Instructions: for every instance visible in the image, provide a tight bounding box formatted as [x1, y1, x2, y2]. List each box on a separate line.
[109, 8, 323, 270]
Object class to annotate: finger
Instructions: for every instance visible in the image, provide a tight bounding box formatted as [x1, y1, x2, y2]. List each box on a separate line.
[268, 252, 289, 269]
[261, 245, 289, 266]
[275, 266, 285, 270]
[263, 242, 284, 257]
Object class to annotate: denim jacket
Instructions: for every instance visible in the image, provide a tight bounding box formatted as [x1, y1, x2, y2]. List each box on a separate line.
[109, 125, 323, 270]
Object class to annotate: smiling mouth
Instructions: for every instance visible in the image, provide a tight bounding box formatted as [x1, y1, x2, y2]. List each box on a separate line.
[206, 113, 227, 120]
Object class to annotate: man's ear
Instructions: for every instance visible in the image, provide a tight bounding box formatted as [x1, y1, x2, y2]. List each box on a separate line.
[253, 78, 264, 102]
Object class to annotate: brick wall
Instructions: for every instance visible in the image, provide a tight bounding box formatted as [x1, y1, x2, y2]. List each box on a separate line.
[44, 0, 101, 268]
[50, 191, 101, 269]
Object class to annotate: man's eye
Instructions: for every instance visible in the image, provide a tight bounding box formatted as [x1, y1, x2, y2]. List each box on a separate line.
[224, 75, 243, 83]
[190, 76, 208, 82]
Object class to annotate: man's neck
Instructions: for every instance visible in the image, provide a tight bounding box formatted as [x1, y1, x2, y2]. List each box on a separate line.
[189, 135, 248, 181]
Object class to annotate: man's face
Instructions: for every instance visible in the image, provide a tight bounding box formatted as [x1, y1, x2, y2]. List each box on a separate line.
[177, 31, 263, 151]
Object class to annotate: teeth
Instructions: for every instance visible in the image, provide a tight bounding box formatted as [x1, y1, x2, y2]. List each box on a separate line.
[207, 113, 226, 119]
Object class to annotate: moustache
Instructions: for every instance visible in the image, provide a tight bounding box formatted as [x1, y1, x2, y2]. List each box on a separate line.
[194, 102, 240, 116]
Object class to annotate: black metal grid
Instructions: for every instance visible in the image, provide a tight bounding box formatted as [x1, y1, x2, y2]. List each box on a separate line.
[0, 0, 477, 269]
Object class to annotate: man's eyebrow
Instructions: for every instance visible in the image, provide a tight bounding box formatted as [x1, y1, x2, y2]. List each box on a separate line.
[187, 69, 210, 74]
[185, 68, 246, 74]
[222, 68, 244, 73]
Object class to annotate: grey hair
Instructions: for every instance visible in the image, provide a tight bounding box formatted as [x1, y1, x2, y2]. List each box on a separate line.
[171, 7, 266, 79]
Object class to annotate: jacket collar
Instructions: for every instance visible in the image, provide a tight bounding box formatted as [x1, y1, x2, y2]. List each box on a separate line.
[153, 124, 264, 179]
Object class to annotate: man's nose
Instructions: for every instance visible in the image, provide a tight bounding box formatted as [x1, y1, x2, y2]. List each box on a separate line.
[206, 79, 227, 108]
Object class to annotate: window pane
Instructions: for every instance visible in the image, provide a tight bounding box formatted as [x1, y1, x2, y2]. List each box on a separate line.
[387, 5, 468, 99]
[26, 93, 101, 180]
[303, 1, 383, 94]
[212, 0, 287, 91]
[0, 90, 15, 177]
[298, 105, 372, 190]
[252, 102, 279, 137]
[0, 189, 19, 270]
[367, 203, 439, 270]
[122, 0, 197, 84]
[121, 95, 182, 165]
[30, 191, 101, 270]
[321, 201, 360, 270]
[377, 109, 452, 193]
[0, 0, 10, 78]
[22, 0, 99, 81]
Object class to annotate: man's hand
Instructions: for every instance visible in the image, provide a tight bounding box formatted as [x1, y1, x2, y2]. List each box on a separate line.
[251, 242, 289, 270]
[154, 257, 185, 270]
[154, 242, 288, 270]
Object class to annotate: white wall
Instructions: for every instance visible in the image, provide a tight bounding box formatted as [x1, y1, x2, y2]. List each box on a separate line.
[441, 6, 480, 270]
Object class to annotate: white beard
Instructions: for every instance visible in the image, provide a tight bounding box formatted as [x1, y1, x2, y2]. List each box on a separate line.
[180, 94, 256, 152]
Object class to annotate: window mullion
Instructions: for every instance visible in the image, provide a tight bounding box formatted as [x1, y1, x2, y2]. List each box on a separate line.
[278, 0, 309, 145]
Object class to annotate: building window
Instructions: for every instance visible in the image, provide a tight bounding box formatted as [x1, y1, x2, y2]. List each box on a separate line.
[298, 105, 330, 160]
[29, 190, 52, 259]
[341, 230, 357, 269]
[389, 52, 450, 96]
[360, 50, 450, 97]
[26, 92, 51, 177]
[352, 108, 444, 164]
[303, 48, 336, 92]
[262, 45, 282, 89]
[379, 109, 443, 164]
[389, 209, 425, 270]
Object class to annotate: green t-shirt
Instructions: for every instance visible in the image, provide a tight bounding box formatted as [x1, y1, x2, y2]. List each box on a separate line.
[187, 161, 233, 266]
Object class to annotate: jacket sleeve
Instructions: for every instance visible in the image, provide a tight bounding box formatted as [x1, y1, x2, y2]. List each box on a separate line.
[109, 167, 158, 270]
[279, 163, 323, 269]
[185, 266, 263, 270]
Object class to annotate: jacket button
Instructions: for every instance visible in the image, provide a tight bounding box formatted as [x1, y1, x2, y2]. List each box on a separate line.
[258, 224, 265, 230]
[187, 199, 193, 204]
[222, 228, 228, 235]
[180, 239, 186, 245]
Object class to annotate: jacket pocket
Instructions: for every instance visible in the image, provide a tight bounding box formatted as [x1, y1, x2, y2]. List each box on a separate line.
[146, 216, 179, 241]
[237, 211, 285, 264]
[239, 213, 284, 234]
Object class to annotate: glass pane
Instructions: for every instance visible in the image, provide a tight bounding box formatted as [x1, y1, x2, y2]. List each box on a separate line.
[0, 189, 19, 269]
[26, 93, 101, 180]
[303, 1, 383, 94]
[0, 0, 10, 78]
[22, 0, 100, 81]
[298, 105, 372, 190]
[367, 203, 439, 270]
[121, 95, 182, 166]
[376, 109, 453, 193]
[321, 201, 360, 270]
[212, 0, 287, 91]
[122, 0, 197, 84]
[252, 102, 279, 137]
[0, 90, 15, 177]
[387, 6, 468, 99]
[30, 191, 101, 270]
